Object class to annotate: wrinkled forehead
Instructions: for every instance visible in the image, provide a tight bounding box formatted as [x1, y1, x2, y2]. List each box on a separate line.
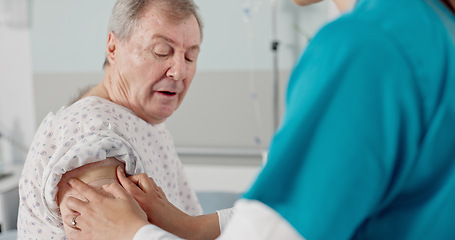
[124, 8, 201, 50]
[135, 2, 202, 40]
[135, 9, 200, 42]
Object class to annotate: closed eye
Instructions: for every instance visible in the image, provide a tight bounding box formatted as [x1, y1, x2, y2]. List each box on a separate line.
[185, 48, 199, 63]
[154, 52, 170, 58]
[153, 42, 173, 59]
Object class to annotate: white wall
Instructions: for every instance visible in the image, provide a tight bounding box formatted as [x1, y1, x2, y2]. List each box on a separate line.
[31, 0, 335, 73]
[0, 0, 35, 165]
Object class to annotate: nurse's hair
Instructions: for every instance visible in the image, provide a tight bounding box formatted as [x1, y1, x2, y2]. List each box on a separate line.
[103, 0, 203, 68]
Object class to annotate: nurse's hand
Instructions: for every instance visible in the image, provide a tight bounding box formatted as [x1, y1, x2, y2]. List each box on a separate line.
[64, 178, 149, 240]
[116, 167, 196, 239]
[117, 167, 221, 240]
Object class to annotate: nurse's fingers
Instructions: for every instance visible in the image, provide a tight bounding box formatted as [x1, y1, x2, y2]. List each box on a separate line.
[117, 167, 167, 201]
[63, 212, 81, 230]
[128, 172, 158, 193]
[156, 185, 166, 198]
[101, 181, 133, 200]
[65, 196, 89, 215]
[63, 196, 90, 231]
[149, 177, 162, 194]
[68, 179, 101, 202]
[116, 167, 147, 196]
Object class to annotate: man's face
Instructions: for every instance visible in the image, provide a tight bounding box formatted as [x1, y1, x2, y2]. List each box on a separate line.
[109, 7, 201, 124]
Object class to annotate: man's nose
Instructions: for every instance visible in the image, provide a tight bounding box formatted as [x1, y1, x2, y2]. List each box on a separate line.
[167, 55, 186, 81]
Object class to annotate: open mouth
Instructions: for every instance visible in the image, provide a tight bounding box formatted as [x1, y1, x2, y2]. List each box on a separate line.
[158, 91, 177, 96]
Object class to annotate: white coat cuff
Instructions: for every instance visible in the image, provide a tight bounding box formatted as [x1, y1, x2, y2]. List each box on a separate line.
[216, 207, 235, 233]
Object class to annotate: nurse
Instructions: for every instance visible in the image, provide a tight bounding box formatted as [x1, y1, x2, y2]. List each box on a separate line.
[64, 0, 455, 239]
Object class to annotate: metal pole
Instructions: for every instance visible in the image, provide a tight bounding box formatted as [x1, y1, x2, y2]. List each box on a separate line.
[271, 0, 279, 131]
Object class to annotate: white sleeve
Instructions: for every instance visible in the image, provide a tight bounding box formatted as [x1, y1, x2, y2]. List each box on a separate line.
[132, 224, 183, 240]
[216, 207, 235, 233]
[217, 199, 305, 240]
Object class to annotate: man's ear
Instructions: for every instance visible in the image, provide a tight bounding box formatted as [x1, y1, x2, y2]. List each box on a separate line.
[106, 32, 118, 65]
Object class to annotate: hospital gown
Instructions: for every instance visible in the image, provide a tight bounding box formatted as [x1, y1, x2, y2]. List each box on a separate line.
[17, 96, 202, 239]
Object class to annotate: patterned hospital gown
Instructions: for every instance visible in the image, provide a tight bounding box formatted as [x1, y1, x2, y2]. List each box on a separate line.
[17, 96, 202, 239]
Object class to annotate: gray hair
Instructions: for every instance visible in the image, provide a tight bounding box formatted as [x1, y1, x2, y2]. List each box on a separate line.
[103, 0, 203, 68]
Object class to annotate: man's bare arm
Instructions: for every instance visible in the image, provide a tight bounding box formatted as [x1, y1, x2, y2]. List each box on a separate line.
[57, 158, 125, 239]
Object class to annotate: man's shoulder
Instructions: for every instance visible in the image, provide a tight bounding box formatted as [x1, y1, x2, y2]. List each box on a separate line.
[36, 97, 138, 137]
[53, 96, 134, 122]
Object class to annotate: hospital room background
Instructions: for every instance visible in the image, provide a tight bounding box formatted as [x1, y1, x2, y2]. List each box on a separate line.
[0, 0, 337, 234]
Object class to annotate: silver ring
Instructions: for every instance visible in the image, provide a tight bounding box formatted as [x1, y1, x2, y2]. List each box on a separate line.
[71, 215, 78, 228]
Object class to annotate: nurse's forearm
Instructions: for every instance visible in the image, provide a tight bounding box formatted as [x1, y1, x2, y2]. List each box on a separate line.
[179, 213, 220, 240]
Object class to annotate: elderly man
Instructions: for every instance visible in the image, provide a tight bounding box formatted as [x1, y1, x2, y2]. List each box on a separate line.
[17, 0, 203, 239]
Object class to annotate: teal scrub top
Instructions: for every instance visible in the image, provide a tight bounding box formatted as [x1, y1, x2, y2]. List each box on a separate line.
[244, 0, 455, 239]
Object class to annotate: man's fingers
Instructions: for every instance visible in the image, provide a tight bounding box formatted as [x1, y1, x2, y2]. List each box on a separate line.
[68, 178, 102, 202]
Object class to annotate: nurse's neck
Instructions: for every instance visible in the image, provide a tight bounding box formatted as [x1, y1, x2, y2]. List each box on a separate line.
[444, 0, 455, 13]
